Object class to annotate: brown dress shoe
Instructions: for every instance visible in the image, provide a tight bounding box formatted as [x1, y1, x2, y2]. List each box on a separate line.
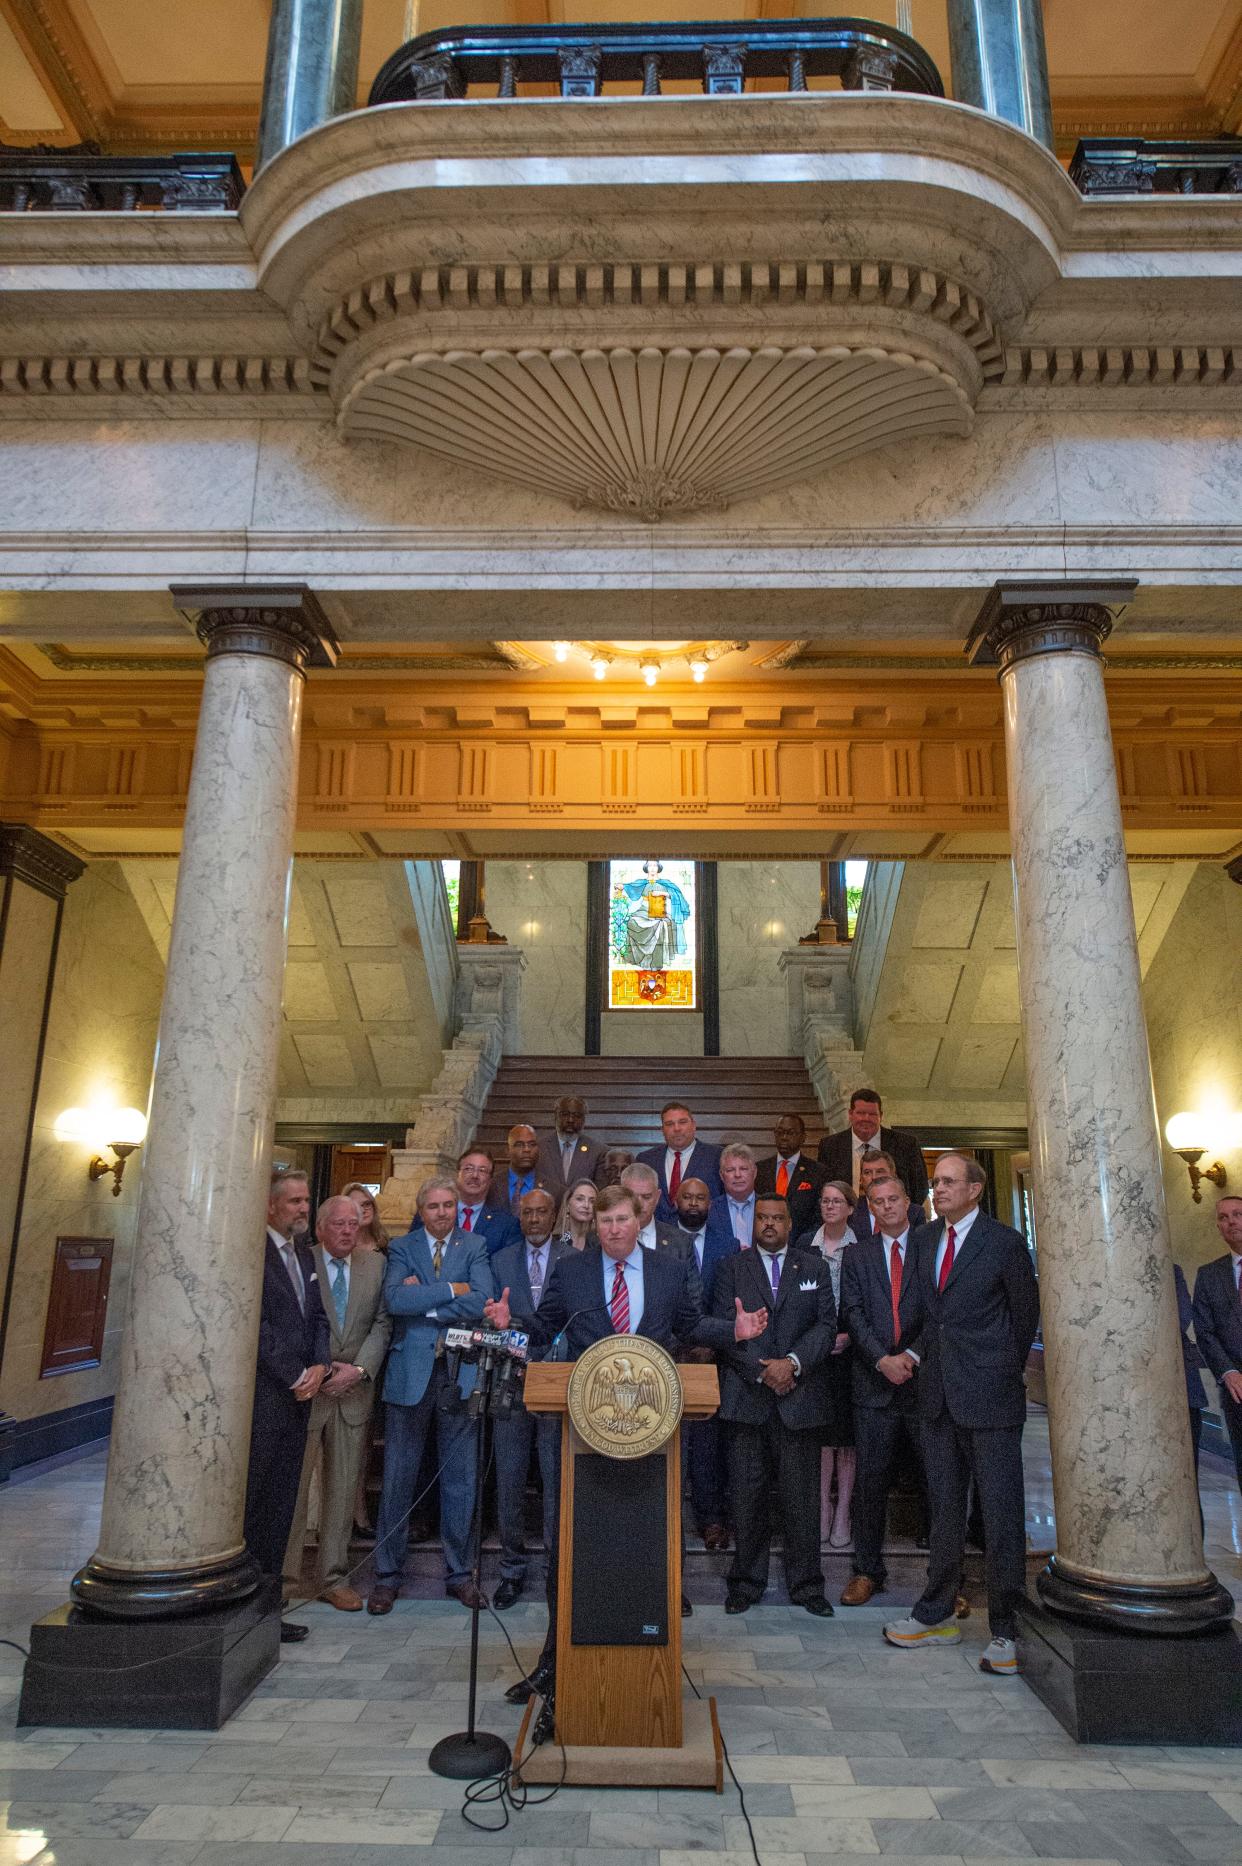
[367, 1583, 397, 1615]
[840, 1574, 878, 1606]
[321, 1585, 364, 1612]
[447, 1580, 489, 1610]
[702, 1523, 729, 1550]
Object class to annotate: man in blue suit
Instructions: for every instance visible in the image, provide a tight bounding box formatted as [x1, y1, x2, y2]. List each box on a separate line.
[455, 1145, 520, 1257]
[1192, 1196, 1242, 1497]
[638, 1100, 723, 1223]
[368, 1175, 492, 1614]
[667, 1176, 738, 1548]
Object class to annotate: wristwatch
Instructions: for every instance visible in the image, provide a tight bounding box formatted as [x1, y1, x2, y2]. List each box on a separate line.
[354, 1365, 368, 1380]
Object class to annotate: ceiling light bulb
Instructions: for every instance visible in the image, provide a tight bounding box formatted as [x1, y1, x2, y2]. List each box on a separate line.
[640, 660, 659, 687]
[552, 641, 571, 662]
[689, 658, 708, 682]
[592, 656, 609, 680]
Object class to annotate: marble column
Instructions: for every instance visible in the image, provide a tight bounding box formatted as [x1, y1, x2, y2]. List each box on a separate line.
[71, 587, 337, 1617]
[969, 581, 1232, 1633]
[256, 0, 365, 172]
[945, 0, 1054, 152]
[0, 829, 84, 1447]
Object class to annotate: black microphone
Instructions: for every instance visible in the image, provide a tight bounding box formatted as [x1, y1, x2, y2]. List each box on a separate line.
[548, 1302, 611, 1362]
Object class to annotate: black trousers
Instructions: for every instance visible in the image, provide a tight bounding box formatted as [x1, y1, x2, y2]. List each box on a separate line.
[913, 1412, 1026, 1639]
[1222, 1388, 1242, 1496]
[852, 1402, 926, 1584]
[726, 1414, 824, 1605]
[244, 1383, 311, 1579]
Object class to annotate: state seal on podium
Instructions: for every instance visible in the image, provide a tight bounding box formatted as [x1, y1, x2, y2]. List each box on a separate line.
[567, 1335, 683, 1460]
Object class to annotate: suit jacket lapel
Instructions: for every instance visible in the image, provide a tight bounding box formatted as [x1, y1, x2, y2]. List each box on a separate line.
[774, 1246, 796, 1310]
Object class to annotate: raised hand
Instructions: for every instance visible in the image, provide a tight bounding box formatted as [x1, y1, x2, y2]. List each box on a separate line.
[484, 1287, 512, 1330]
[733, 1296, 769, 1341]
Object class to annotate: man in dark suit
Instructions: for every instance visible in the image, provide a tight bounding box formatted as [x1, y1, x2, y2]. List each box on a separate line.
[621, 1162, 688, 1252]
[638, 1100, 723, 1222]
[536, 1096, 607, 1192]
[711, 1195, 838, 1616]
[884, 1152, 1039, 1677]
[368, 1176, 492, 1614]
[666, 1177, 738, 1548]
[1192, 1195, 1242, 1496]
[756, 1113, 826, 1241]
[839, 1175, 926, 1606]
[245, 1168, 332, 1643]
[850, 1150, 925, 1240]
[817, 1088, 929, 1207]
[489, 1123, 564, 1218]
[489, 1189, 569, 1609]
[456, 1145, 520, 1257]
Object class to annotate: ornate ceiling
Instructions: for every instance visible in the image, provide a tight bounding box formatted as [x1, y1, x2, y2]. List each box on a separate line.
[1, 0, 1240, 160]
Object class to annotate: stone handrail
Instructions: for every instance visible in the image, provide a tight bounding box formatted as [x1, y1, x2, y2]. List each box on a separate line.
[368, 16, 944, 105]
[0, 144, 244, 212]
[1070, 137, 1242, 197]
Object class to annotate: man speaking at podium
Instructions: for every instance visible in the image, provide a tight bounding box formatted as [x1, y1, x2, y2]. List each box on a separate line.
[485, 1182, 770, 1718]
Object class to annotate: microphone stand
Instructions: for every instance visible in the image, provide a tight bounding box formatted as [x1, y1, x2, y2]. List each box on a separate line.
[429, 1350, 512, 1781]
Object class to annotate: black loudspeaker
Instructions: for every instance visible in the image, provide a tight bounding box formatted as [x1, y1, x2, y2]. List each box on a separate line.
[571, 1453, 668, 1646]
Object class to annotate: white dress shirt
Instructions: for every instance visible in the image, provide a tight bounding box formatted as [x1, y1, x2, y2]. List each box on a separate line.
[638, 1218, 659, 1252]
[458, 1202, 484, 1232]
[934, 1205, 980, 1283]
[664, 1145, 690, 1187]
[603, 1245, 645, 1334]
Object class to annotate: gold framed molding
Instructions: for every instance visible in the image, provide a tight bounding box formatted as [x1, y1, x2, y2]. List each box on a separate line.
[1, 657, 1239, 860]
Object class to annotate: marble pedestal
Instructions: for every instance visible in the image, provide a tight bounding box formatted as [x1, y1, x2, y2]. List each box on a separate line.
[1015, 1595, 1242, 1747]
[19, 1580, 282, 1730]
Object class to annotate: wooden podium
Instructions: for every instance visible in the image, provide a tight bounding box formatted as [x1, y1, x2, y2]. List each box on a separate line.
[513, 1361, 723, 1790]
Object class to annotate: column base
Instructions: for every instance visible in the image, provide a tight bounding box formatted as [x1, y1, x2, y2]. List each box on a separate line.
[1037, 1554, 1236, 1633]
[70, 1547, 261, 1619]
[19, 1578, 282, 1730]
[1015, 1594, 1242, 1747]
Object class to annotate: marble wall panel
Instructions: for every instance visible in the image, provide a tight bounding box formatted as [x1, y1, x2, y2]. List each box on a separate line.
[0, 862, 164, 1423]
[972, 959, 1022, 1025]
[323, 875, 396, 945]
[0, 421, 262, 536]
[600, 1011, 705, 1057]
[718, 861, 820, 1057]
[348, 961, 411, 1022]
[282, 959, 339, 1021]
[291, 1032, 356, 1086]
[485, 860, 587, 1057]
[883, 960, 964, 1026]
[910, 874, 988, 949]
[0, 883, 60, 1320]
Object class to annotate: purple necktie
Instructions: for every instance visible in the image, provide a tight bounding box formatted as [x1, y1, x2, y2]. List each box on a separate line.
[769, 1252, 781, 1296]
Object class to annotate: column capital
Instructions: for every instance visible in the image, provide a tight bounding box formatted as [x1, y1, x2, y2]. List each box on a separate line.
[170, 583, 339, 673]
[0, 823, 85, 901]
[965, 579, 1138, 675]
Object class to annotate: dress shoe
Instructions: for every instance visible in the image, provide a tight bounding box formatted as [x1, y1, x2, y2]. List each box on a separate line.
[494, 1576, 523, 1611]
[280, 1622, 310, 1643]
[367, 1583, 397, 1615]
[351, 1521, 376, 1544]
[532, 1695, 556, 1747]
[702, 1523, 729, 1550]
[802, 1596, 835, 1618]
[320, 1585, 363, 1612]
[681, 1593, 693, 1617]
[724, 1593, 753, 1615]
[840, 1574, 878, 1606]
[506, 1659, 551, 1706]
[955, 1593, 971, 1619]
[447, 1580, 489, 1610]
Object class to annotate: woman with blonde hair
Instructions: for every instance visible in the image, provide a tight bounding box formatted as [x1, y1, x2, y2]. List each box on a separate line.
[342, 1183, 388, 1252]
[555, 1178, 598, 1250]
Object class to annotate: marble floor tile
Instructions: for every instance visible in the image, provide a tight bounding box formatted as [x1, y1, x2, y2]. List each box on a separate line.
[133, 1803, 297, 1840]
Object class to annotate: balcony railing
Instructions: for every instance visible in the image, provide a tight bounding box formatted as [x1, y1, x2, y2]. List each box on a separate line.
[1070, 137, 1242, 197]
[0, 144, 243, 212]
[367, 16, 944, 105]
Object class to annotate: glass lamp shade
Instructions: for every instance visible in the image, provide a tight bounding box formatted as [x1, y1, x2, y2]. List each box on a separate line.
[53, 1106, 87, 1143]
[109, 1107, 148, 1148]
[1164, 1111, 1204, 1152]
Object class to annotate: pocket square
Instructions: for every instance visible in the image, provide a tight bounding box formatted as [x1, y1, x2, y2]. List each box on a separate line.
[799, 1278, 817, 1291]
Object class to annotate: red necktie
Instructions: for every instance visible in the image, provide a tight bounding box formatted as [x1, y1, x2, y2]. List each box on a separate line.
[610, 1260, 631, 1334]
[461, 1206, 473, 1232]
[668, 1150, 682, 1197]
[938, 1224, 957, 1293]
[889, 1238, 903, 1342]
[776, 1158, 790, 1197]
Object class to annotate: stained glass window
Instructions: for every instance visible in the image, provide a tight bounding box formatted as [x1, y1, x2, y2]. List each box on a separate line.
[607, 858, 697, 1010]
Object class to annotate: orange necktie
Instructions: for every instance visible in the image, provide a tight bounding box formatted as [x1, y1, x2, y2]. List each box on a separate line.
[776, 1158, 790, 1197]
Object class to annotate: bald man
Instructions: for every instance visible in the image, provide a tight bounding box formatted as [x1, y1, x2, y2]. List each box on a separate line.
[488, 1123, 564, 1218]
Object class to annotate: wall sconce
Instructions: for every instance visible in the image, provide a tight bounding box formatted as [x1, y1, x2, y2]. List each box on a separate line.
[1164, 1111, 1230, 1203]
[56, 1104, 148, 1197]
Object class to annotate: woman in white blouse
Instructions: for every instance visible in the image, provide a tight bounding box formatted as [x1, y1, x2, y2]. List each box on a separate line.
[798, 1178, 858, 1549]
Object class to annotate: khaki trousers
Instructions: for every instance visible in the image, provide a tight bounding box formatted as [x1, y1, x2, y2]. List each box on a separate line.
[283, 1390, 374, 1593]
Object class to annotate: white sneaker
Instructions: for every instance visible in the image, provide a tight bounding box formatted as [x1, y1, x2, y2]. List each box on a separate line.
[979, 1636, 1019, 1675]
[882, 1615, 962, 1649]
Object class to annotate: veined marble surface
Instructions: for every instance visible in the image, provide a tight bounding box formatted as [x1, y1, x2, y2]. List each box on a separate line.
[93, 646, 305, 1574]
[485, 859, 587, 1056]
[719, 861, 821, 1057]
[1004, 645, 1207, 1591]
